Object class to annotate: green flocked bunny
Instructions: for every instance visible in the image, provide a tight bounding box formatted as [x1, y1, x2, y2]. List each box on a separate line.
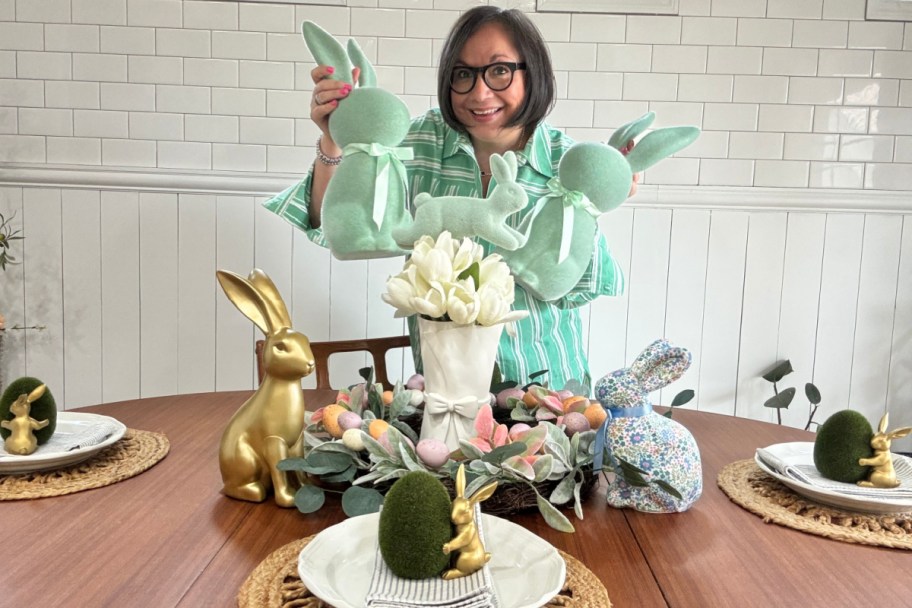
[301, 21, 413, 260]
[392, 151, 529, 250]
[499, 113, 699, 301]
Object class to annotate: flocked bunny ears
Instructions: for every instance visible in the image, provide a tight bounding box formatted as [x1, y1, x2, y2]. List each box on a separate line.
[595, 339, 692, 411]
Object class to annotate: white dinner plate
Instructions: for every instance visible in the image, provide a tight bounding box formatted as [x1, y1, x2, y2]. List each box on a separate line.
[0, 412, 127, 474]
[299, 512, 566, 608]
[754, 442, 912, 514]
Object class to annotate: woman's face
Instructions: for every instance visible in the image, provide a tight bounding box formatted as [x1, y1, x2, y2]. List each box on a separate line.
[450, 23, 526, 150]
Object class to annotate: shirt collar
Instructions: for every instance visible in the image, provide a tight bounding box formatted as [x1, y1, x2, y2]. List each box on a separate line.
[443, 121, 555, 179]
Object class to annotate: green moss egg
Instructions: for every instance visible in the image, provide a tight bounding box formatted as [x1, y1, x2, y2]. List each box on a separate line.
[378, 471, 452, 579]
[1, 377, 58, 445]
[813, 410, 874, 483]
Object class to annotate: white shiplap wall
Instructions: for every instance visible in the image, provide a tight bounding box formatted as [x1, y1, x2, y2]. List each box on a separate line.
[0, 0, 911, 445]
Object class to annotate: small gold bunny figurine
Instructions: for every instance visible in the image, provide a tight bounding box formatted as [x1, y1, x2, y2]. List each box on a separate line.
[1, 384, 48, 455]
[441, 464, 498, 580]
[858, 413, 912, 489]
[216, 269, 315, 507]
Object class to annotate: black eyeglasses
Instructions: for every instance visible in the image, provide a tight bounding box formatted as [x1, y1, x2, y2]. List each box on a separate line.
[449, 62, 527, 94]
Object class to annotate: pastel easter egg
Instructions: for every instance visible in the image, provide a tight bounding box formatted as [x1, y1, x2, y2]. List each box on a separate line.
[563, 412, 589, 437]
[496, 387, 524, 409]
[337, 411, 362, 432]
[508, 423, 531, 441]
[405, 373, 425, 391]
[342, 428, 365, 451]
[416, 439, 450, 468]
[408, 389, 424, 406]
[368, 419, 389, 440]
[322, 404, 347, 439]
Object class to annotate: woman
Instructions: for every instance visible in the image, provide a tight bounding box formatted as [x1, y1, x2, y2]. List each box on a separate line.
[265, 7, 634, 393]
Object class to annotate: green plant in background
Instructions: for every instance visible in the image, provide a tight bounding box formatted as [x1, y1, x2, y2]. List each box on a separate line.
[761, 360, 822, 429]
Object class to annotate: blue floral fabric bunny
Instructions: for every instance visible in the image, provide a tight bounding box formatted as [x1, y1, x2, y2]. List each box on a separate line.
[594, 339, 703, 513]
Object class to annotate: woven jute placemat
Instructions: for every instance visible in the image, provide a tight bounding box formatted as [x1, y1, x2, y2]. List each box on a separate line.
[238, 534, 611, 608]
[718, 459, 912, 550]
[0, 429, 169, 500]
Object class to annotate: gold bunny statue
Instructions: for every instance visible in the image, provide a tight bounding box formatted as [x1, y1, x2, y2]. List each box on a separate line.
[216, 269, 315, 507]
[858, 413, 912, 489]
[1, 384, 48, 455]
[441, 464, 498, 580]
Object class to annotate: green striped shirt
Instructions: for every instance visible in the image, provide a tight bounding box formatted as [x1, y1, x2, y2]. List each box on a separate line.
[263, 109, 624, 394]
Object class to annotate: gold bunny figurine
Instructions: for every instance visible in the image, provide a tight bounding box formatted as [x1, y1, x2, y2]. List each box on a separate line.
[441, 464, 498, 580]
[858, 413, 912, 489]
[216, 269, 315, 507]
[1, 384, 48, 455]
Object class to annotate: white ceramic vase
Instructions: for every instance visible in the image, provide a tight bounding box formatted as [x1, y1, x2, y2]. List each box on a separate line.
[418, 317, 503, 451]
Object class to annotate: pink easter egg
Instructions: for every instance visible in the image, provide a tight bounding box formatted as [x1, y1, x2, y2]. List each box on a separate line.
[416, 439, 450, 468]
[563, 412, 589, 437]
[337, 411, 363, 432]
[508, 423, 532, 441]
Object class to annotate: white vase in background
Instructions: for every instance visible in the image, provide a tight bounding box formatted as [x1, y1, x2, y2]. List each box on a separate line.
[418, 317, 503, 451]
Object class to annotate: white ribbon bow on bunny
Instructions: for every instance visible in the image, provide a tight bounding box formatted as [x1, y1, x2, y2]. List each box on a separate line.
[523, 177, 600, 264]
[424, 393, 485, 433]
[343, 143, 414, 230]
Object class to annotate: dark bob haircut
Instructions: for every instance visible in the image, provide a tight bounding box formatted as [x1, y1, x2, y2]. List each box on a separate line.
[437, 7, 556, 142]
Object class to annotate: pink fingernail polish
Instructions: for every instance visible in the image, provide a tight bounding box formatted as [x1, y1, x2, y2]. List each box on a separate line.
[327, 66, 335, 74]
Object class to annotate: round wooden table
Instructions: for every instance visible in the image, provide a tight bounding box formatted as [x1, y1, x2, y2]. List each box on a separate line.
[3, 391, 911, 607]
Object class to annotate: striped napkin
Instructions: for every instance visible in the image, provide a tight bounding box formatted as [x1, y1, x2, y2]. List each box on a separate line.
[365, 504, 499, 608]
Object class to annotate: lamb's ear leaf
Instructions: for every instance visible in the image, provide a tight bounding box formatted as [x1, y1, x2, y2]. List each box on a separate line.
[346, 39, 376, 87]
[607, 112, 655, 149]
[626, 126, 700, 173]
[301, 21, 354, 86]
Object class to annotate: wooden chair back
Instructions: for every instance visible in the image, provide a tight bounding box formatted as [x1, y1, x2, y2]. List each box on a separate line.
[256, 335, 411, 391]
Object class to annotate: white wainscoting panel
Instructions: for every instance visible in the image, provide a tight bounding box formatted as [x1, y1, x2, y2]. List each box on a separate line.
[889, 217, 912, 451]
[0, 188, 26, 389]
[291, 228, 331, 390]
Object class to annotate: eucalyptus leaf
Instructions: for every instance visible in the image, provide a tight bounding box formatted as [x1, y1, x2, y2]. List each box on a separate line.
[549, 473, 576, 505]
[536, 492, 575, 533]
[653, 478, 683, 500]
[764, 387, 796, 409]
[341, 486, 384, 517]
[300, 451, 354, 475]
[294, 484, 326, 514]
[491, 380, 518, 393]
[617, 458, 649, 487]
[528, 369, 549, 381]
[482, 442, 526, 464]
[762, 360, 793, 383]
[322, 465, 357, 484]
[276, 457, 309, 472]
[670, 389, 695, 407]
[805, 382, 821, 405]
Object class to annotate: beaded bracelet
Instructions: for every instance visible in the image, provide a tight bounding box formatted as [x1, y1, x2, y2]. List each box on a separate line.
[315, 135, 342, 166]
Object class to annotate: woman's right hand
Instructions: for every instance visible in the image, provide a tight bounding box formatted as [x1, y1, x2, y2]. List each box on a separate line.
[310, 65, 360, 143]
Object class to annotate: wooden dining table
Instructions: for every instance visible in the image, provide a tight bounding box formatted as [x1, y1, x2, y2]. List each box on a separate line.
[3, 390, 911, 607]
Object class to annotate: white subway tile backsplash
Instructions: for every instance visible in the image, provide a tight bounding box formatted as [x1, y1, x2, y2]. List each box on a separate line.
[239, 60, 293, 90]
[73, 0, 126, 26]
[157, 85, 211, 115]
[754, 160, 810, 186]
[102, 138, 156, 166]
[239, 116, 294, 145]
[239, 3, 294, 34]
[184, 1, 238, 31]
[186, 114, 238, 143]
[652, 45, 706, 74]
[623, 73, 678, 101]
[707, 46, 762, 75]
[864, 163, 912, 190]
[648, 101, 703, 126]
[185, 58, 239, 88]
[906, 24, 911, 51]
[848, 22, 904, 51]
[733, 75, 788, 103]
[819, 49, 873, 77]
[17, 51, 72, 80]
[547, 42, 598, 72]
[350, 36, 378, 63]
[264, 33, 300, 62]
[643, 157, 700, 184]
[157, 28, 210, 58]
[839, 134, 894, 161]
[294, 118, 321, 147]
[0, 107, 15, 134]
[554, 71, 568, 99]
[548, 100, 594, 128]
[74, 53, 128, 82]
[758, 104, 814, 132]
[737, 19, 793, 48]
[406, 9, 459, 39]
[895, 136, 912, 162]
[212, 87, 263, 116]
[822, 0, 866, 20]
[100, 83, 154, 111]
[711, 0, 765, 17]
[0, 51, 14, 78]
[266, 90, 310, 119]
[768, 0, 823, 19]
[266, 144, 311, 174]
[377, 38, 430, 67]
[673, 129, 728, 158]
[809, 160, 864, 187]
[593, 100, 651, 129]
[813, 106, 868, 133]
[46, 24, 100, 53]
[212, 143, 266, 172]
[626, 16, 682, 45]
[16, 0, 70, 23]
[699, 158, 753, 185]
[526, 12, 571, 43]
[46, 81, 98, 109]
[873, 51, 912, 79]
[128, 56, 182, 85]
[0, 135, 44, 161]
[568, 72, 623, 100]
[100, 26, 155, 55]
[403, 66, 435, 96]
[681, 17, 737, 46]
[788, 77, 844, 104]
[295, 6, 350, 36]
[74, 109, 128, 138]
[0, 79, 43, 106]
[0, 23, 44, 51]
[127, 0, 182, 28]
[569, 14, 626, 43]
[844, 78, 899, 106]
[597, 45, 652, 73]
[762, 48, 818, 76]
[730, 131, 784, 159]
[158, 141, 211, 169]
[784, 133, 840, 160]
[901, 81, 912, 107]
[678, 74, 734, 102]
[351, 8, 404, 37]
[48, 137, 101, 164]
[19, 108, 72, 136]
[704, 102, 758, 130]
[375, 65, 405, 94]
[792, 19, 847, 49]
[129, 112, 183, 141]
[869, 107, 912, 135]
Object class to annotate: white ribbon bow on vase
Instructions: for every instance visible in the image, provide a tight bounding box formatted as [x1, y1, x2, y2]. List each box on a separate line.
[423, 393, 485, 439]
